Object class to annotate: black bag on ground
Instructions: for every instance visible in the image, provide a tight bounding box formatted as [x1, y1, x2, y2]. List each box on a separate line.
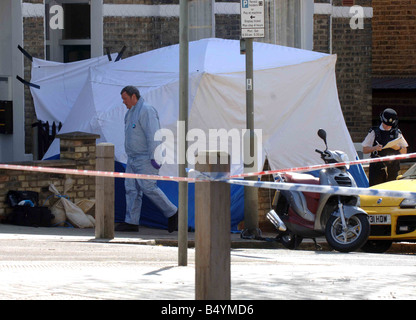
[6, 206, 54, 227]
[5, 190, 54, 227]
[6, 190, 39, 207]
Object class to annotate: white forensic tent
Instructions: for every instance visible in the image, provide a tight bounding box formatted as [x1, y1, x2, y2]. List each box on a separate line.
[30, 54, 117, 124]
[31, 38, 367, 230]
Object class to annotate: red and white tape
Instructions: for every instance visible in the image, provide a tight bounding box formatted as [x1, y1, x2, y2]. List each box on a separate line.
[1, 152, 415, 184]
[0, 164, 197, 182]
[229, 152, 416, 179]
[227, 179, 416, 199]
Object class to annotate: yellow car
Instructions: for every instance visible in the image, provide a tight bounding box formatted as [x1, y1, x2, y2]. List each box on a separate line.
[360, 163, 416, 253]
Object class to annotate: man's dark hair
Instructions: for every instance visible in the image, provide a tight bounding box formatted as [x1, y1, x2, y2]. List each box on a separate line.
[121, 86, 140, 100]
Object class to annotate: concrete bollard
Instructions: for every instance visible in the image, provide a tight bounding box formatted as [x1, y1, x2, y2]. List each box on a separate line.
[95, 143, 115, 240]
[195, 151, 231, 300]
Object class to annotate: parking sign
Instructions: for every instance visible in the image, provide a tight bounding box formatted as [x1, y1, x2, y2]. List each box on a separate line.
[240, 0, 265, 38]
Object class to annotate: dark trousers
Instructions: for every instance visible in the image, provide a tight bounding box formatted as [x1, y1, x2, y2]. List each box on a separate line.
[369, 161, 400, 186]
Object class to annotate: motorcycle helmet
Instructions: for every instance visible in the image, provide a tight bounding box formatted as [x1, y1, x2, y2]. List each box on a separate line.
[380, 108, 398, 127]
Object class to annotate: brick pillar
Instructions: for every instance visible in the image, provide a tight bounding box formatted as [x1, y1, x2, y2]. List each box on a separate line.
[57, 132, 100, 169]
[57, 131, 100, 203]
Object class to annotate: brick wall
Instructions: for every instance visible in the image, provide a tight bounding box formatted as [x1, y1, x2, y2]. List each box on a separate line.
[0, 132, 99, 220]
[103, 16, 179, 57]
[372, 0, 416, 77]
[333, 16, 372, 142]
[102, 0, 240, 58]
[103, 0, 180, 56]
[314, 0, 373, 142]
[215, 0, 241, 40]
[314, 14, 330, 53]
[371, 0, 416, 153]
[23, 0, 45, 154]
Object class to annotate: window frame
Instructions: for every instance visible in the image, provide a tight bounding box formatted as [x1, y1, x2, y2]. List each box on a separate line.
[262, 0, 313, 50]
[45, 0, 103, 62]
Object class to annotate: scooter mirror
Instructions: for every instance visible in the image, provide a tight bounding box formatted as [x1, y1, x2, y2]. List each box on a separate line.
[317, 129, 328, 149]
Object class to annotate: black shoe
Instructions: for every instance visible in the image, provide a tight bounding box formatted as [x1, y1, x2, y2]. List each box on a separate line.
[168, 211, 178, 233]
[115, 222, 139, 232]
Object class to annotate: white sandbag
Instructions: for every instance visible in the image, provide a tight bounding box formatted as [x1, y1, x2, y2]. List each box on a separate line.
[75, 199, 95, 215]
[60, 197, 95, 228]
[49, 183, 66, 226]
[48, 181, 95, 228]
[50, 199, 66, 227]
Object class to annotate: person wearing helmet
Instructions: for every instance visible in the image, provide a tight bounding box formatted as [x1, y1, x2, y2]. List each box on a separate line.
[362, 108, 408, 186]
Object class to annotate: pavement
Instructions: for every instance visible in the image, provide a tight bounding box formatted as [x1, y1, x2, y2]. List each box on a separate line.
[0, 223, 305, 250]
[1, 221, 415, 252]
[0, 222, 334, 251]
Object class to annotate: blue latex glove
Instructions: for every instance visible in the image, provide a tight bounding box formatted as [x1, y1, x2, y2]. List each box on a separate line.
[151, 159, 161, 170]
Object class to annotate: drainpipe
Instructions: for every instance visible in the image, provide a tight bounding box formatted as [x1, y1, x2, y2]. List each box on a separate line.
[329, 0, 333, 54]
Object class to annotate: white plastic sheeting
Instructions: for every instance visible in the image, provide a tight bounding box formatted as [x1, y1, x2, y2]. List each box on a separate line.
[32, 38, 357, 178]
[30, 54, 117, 124]
[31, 38, 367, 229]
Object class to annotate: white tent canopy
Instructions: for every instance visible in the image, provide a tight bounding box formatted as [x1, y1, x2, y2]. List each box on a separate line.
[30, 54, 117, 124]
[31, 38, 367, 229]
[34, 38, 357, 178]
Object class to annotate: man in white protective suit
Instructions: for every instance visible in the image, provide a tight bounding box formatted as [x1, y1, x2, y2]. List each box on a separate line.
[115, 86, 178, 233]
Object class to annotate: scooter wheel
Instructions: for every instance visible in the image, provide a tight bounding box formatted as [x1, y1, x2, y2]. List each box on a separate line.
[325, 213, 370, 253]
[280, 232, 303, 250]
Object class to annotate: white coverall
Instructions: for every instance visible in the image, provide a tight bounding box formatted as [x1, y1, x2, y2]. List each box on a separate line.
[124, 97, 177, 225]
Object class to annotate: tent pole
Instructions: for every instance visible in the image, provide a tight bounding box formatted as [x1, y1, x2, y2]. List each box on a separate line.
[178, 0, 189, 267]
[243, 38, 260, 238]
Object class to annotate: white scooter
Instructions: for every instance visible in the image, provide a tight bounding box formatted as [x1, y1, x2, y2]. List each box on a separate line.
[267, 129, 370, 252]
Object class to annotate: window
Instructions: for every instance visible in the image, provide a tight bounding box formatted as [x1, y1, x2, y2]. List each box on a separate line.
[45, 0, 91, 62]
[262, 0, 313, 50]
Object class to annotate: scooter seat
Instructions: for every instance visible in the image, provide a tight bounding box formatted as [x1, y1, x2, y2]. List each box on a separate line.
[283, 172, 321, 202]
[283, 172, 320, 185]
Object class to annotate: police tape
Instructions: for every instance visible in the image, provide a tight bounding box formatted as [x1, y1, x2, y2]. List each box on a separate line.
[226, 179, 416, 199]
[0, 164, 197, 182]
[229, 152, 416, 179]
[1, 152, 416, 199]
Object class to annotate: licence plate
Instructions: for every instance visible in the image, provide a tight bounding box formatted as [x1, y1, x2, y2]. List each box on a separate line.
[368, 214, 391, 225]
